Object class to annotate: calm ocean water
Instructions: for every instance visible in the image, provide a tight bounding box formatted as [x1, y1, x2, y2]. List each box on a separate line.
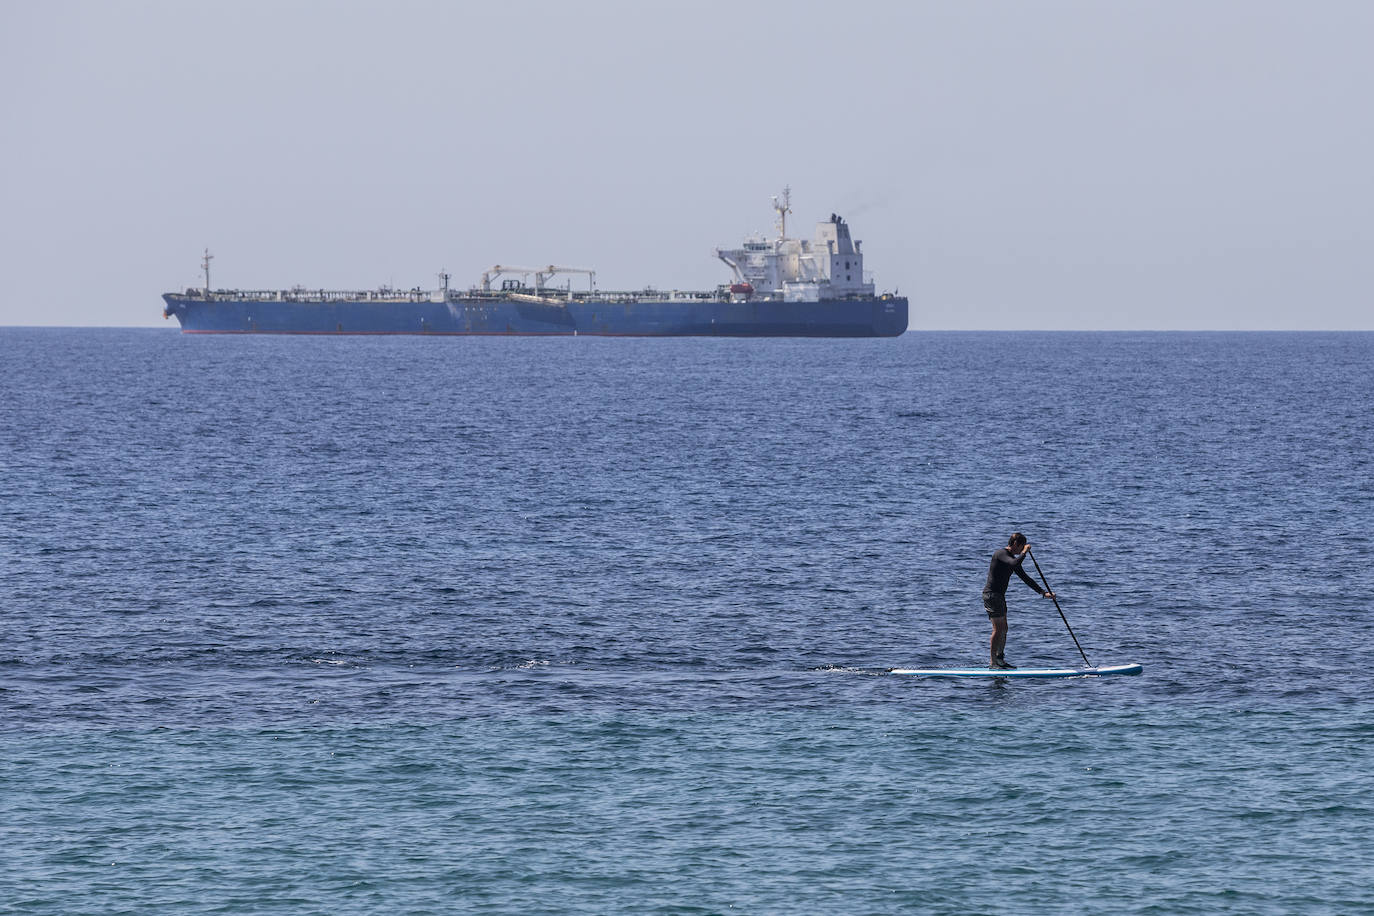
[2, 328, 1372, 914]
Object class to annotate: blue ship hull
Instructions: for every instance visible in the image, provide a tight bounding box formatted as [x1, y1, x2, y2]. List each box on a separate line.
[161, 294, 908, 337]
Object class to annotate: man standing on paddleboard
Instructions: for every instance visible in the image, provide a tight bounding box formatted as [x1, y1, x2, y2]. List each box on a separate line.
[984, 533, 1055, 669]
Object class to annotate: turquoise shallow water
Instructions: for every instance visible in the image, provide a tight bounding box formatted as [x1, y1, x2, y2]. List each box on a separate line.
[7, 707, 1373, 914]
[2, 330, 1372, 913]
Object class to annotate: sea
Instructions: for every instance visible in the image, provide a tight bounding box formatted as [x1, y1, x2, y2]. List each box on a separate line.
[2, 328, 1372, 914]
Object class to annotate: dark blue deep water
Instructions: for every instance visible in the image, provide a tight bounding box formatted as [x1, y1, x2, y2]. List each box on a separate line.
[2, 329, 1372, 914]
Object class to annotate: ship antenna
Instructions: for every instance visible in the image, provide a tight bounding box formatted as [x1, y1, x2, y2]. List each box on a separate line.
[772, 186, 792, 240]
[201, 248, 214, 293]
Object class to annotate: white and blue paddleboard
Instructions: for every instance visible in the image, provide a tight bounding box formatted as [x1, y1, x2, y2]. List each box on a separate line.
[891, 663, 1143, 679]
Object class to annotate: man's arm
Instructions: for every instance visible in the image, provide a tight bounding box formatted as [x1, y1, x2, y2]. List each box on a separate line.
[1014, 563, 1045, 594]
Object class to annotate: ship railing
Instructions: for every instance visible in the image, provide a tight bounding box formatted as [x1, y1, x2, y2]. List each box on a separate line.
[542, 289, 725, 303]
[190, 286, 755, 304]
[196, 288, 441, 302]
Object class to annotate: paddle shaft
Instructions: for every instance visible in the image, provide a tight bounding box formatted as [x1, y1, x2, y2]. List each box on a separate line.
[1027, 549, 1092, 667]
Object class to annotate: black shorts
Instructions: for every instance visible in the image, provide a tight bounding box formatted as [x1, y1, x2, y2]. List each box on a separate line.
[982, 591, 1007, 618]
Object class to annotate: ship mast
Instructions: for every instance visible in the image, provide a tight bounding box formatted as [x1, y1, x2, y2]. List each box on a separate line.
[201, 248, 214, 293]
[772, 186, 792, 240]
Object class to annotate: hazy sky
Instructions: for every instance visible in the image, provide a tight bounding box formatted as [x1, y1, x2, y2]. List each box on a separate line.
[3, 0, 1372, 329]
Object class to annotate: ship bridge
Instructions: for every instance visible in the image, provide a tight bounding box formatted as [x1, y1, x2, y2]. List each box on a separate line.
[714, 190, 875, 302]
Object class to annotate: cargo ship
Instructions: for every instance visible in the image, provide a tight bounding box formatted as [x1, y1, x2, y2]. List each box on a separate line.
[162, 191, 907, 337]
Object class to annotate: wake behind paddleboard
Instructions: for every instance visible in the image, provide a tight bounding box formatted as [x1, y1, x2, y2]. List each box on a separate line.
[891, 663, 1143, 679]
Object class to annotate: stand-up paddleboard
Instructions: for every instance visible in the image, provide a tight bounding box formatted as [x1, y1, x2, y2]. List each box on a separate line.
[891, 663, 1143, 679]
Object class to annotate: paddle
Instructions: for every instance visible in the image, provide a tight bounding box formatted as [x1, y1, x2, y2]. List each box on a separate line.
[1027, 549, 1092, 668]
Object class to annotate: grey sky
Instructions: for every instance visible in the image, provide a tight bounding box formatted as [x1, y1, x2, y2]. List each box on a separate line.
[2, 0, 1371, 330]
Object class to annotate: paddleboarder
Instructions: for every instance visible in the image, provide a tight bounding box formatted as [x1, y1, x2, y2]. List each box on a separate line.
[984, 532, 1055, 669]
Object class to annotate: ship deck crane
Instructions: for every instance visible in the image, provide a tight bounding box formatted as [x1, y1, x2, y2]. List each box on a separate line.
[480, 264, 596, 294]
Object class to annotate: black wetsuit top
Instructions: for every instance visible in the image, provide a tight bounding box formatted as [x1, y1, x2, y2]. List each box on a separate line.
[983, 547, 1044, 597]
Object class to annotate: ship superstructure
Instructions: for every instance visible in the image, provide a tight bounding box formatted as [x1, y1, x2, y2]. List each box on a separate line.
[714, 188, 876, 303]
[162, 192, 907, 337]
